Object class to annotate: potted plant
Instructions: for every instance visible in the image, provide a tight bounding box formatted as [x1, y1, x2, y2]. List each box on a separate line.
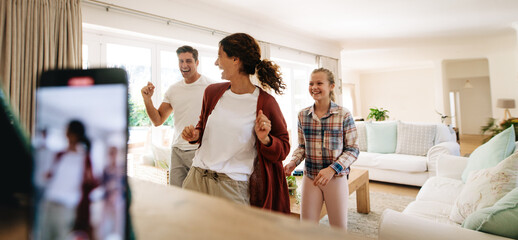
[286, 176, 298, 196]
[480, 117, 518, 143]
[367, 107, 390, 121]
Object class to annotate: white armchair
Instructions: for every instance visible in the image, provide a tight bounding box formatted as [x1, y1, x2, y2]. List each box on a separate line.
[435, 154, 468, 179]
[426, 141, 461, 178]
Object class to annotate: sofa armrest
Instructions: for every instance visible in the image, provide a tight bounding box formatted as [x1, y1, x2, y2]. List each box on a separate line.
[436, 155, 468, 180]
[427, 142, 460, 177]
[379, 209, 512, 240]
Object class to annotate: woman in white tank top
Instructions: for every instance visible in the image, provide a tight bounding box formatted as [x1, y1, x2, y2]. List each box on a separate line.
[181, 33, 291, 213]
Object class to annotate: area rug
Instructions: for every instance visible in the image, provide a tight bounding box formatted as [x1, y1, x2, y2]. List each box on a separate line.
[319, 191, 415, 239]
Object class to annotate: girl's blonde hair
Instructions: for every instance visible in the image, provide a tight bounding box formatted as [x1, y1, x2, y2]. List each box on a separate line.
[312, 68, 335, 102]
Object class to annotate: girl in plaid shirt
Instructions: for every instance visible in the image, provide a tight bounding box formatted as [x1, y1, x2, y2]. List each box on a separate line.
[284, 68, 359, 229]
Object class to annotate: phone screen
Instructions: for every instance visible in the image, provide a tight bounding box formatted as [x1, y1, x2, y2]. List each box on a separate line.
[32, 69, 128, 240]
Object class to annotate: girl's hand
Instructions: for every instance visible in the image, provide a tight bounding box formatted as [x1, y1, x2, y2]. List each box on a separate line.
[313, 167, 335, 186]
[255, 110, 271, 145]
[182, 125, 200, 142]
[284, 161, 297, 177]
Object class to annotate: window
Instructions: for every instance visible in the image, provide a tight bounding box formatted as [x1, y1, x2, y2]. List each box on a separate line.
[198, 55, 220, 81]
[82, 29, 218, 148]
[272, 57, 317, 153]
[106, 43, 153, 127]
[83, 26, 331, 164]
[159, 50, 182, 127]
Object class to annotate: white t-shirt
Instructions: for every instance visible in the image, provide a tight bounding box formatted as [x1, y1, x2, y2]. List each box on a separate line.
[163, 75, 215, 150]
[44, 146, 86, 208]
[192, 87, 259, 181]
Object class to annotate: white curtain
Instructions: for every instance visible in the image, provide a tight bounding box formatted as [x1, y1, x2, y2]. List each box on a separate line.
[0, 0, 82, 135]
[255, 41, 272, 93]
[259, 41, 271, 60]
[342, 83, 357, 116]
[317, 56, 342, 105]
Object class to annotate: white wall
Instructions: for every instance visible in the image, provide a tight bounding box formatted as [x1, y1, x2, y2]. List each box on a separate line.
[444, 59, 489, 79]
[444, 59, 492, 134]
[450, 77, 492, 134]
[81, 0, 341, 59]
[342, 32, 518, 124]
[342, 70, 361, 117]
[82, 0, 518, 126]
[359, 67, 438, 122]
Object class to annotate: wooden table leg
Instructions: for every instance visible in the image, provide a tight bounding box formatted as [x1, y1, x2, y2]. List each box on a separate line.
[355, 179, 370, 213]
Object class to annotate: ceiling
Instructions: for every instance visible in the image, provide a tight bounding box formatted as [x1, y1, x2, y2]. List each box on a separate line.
[194, 0, 518, 49]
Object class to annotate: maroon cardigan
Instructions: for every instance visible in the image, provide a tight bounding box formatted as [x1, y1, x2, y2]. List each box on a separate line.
[192, 82, 291, 213]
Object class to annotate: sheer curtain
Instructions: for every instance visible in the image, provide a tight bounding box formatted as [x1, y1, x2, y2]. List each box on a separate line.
[254, 41, 271, 91]
[0, 0, 82, 134]
[342, 83, 357, 116]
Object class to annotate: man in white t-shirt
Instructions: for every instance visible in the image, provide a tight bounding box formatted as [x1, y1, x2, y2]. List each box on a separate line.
[141, 45, 215, 187]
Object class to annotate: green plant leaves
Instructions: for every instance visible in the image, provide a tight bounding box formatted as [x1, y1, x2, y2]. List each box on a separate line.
[128, 93, 174, 127]
[481, 117, 518, 143]
[367, 107, 389, 121]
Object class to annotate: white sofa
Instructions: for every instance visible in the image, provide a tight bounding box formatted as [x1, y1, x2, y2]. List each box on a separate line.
[378, 142, 518, 240]
[354, 121, 459, 186]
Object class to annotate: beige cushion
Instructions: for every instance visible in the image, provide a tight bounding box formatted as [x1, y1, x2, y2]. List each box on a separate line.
[449, 152, 518, 224]
[396, 122, 436, 156]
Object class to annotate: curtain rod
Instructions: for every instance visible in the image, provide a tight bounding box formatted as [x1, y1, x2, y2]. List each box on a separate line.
[81, 0, 337, 61]
[82, 0, 230, 37]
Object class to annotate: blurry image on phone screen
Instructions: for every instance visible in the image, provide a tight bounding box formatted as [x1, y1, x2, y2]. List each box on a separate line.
[32, 69, 128, 240]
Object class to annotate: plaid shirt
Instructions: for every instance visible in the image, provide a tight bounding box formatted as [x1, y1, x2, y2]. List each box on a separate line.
[290, 102, 359, 179]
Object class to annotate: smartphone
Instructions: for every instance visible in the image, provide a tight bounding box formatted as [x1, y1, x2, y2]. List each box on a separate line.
[32, 68, 129, 240]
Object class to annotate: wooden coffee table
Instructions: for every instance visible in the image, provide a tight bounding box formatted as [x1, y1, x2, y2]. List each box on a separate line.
[289, 168, 370, 218]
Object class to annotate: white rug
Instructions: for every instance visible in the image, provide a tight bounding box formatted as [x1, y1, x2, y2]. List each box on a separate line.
[319, 191, 415, 239]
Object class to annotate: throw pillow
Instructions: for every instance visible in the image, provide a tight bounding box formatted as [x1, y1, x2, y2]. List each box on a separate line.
[462, 187, 518, 239]
[355, 121, 367, 151]
[461, 125, 516, 183]
[395, 122, 436, 156]
[365, 121, 397, 153]
[449, 151, 518, 224]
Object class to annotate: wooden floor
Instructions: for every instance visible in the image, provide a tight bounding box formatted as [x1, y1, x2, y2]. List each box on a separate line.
[369, 181, 421, 198]
[459, 134, 486, 156]
[370, 134, 486, 197]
